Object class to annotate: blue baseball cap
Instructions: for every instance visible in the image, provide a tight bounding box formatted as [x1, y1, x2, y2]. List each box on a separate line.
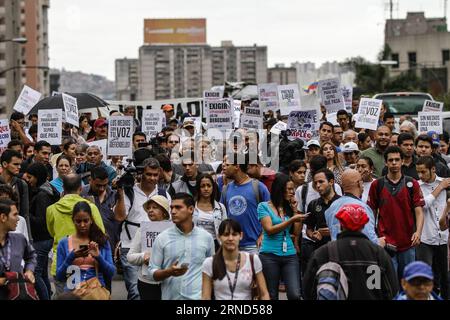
[427, 131, 440, 147]
[403, 261, 434, 282]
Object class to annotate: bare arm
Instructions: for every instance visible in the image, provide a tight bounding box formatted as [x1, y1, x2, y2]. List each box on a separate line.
[256, 272, 270, 300]
[411, 206, 424, 246]
[201, 273, 213, 300]
[152, 262, 188, 282]
[260, 215, 303, 236]
[439, 200, 450, 231]
[114, 188, 127, 222]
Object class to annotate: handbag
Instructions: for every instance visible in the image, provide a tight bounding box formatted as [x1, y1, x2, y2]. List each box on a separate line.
[4, 272, 39, 300]
[249, 254, 260, 300]
[72, 261, 110, 300]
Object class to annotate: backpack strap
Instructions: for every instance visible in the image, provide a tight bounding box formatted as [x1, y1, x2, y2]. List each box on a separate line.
[249, 253, 256, 280]
[301, 183, 309, 213]
[222, 183, 229, 213]
[375, 176, 385, 200]
[251, 179, 261, 204]
[124, 185, 134, 209]
[327, 241, 339, 263]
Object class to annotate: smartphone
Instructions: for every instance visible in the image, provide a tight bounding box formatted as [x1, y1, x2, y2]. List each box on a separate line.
[79, 245, 88, 250]
[180, 263, 189, 269]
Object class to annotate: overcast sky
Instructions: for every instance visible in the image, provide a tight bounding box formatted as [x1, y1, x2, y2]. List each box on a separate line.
[48, 0, 447, 81]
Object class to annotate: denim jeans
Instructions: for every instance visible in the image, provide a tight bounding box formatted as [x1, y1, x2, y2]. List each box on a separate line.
[239, 245, 259, 255]
[391, 247, 416, 282]
[33, 239, 53, 300]
[416, 243, 448, 299]
[259, 253, 301, 300]
[119, 247, 140, 300]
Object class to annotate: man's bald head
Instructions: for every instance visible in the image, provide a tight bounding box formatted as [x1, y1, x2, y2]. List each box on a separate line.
[341, 169, 363, 197]
[63, 173, 82, 194]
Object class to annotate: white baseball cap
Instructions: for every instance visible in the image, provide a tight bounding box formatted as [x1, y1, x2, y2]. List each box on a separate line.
[343, 142, 359, 153]
[305, 139, 321, 149]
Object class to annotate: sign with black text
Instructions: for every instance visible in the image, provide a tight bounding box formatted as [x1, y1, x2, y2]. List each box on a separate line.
[422, 100, 443, 112]
[355, 98, 382, 131]
[287, 110, 320, 141]
[278, 84, 301, 115]
[0, 119, 11, 154]
[140, 220, 173, 275]
[108, 116, 133, 156]
[206, 99, 233, 130]
[258, 83, 279, 112]
[62, 93, 79, 127]
[418, 112, 443, 134]
[142, 110, 164, 139]
[38, 109, 62, 145]
[318, 78, 345, 113]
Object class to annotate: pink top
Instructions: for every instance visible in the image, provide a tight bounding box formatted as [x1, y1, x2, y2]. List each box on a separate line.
[68, 236, 96, 271]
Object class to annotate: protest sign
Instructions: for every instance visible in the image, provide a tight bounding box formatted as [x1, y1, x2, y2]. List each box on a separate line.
[278, 84, 301, 116]
[258, 83, 279, 112]
[233, 100, 241, 128]
[13, 85, 41, 115]
[203, 90, 222, 100]
[354, 98, 383, 131]
[300, 94, 320, 109]
[418, 112, 443, 134]
[287, 110, 320, 142]
[38, 109, 62, 145]
[318, 78, 345, 113]
[142, 110, 164, 139]
[206, 99, 233, 130]
[422, 100, 443, 112]
[140, 220, 173, 275]
[327, 112, 339, 126]
[0, 119, 11, 154]
[342, 86, 353, 112]
[87, 139, 107, 160]
[241, 107, 263, 130]
[62, 93, 79, 127]
[108, 116, 133, 156]
[270, 121, 287, 135]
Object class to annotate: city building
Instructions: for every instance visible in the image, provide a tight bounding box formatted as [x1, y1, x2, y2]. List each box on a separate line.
[292, 61, 355, 89]
[267, 63, 297, 85]
[115, 58, 139, 100]
[385, 11, 450, 94]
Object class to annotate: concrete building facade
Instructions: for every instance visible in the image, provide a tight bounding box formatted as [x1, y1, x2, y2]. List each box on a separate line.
[115, 58, 139, 100]
[268, 63, 297, 85]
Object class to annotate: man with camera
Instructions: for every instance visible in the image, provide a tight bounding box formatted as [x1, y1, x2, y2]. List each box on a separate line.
[415, 156, 450, 299]
[114, 158, 171, 300]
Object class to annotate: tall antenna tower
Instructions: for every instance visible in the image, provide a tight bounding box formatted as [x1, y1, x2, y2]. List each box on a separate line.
[385, 0, 399, 20]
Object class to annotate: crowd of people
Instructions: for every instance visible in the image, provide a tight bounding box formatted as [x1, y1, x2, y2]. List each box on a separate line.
[0, 99, 449, 301]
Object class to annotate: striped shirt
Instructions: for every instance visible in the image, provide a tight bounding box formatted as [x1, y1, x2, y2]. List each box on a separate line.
[148, 224, 214, 300]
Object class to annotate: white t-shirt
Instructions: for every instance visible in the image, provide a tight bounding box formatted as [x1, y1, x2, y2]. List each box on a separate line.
[202, 252, 262, 300]
[362, 180, 374, 204]
[195, 208, 216, 240]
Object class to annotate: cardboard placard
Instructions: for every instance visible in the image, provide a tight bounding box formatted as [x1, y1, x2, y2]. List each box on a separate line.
[142, 110, 164, 139]
[318, 78, 346, 113]
[140, 221, 173, 275]
[258, 83, 279, 112]
[287, 110, 320, 142]
[418, 112, 443, 134]
[422, 100, 443, 112]
[37, 109, 62, 145]
[62, 93, 79, 127]
[278, 84, 301, 116]
[354, 98, 383, 131]
[108, 116, 133, 156]
[13, 85, 42, 115]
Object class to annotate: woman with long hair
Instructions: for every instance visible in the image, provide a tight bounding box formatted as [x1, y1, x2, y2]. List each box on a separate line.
[193, 173, 227, 250]
[79, 115, 91, 140]
[320, 141, 344, 185]
[257, 173, 305, 300]
[55, 201, 115, 296]
[50, 155, 73, 195]
[201, 219, 270, 300]
[127, 195, 171, 300]
[356, 156, 375, 204]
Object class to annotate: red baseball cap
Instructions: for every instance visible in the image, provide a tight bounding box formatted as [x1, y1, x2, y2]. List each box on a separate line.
[162, 104, 174, 112]
[335, 204, 369, 232]
[93, 118, 108, 129]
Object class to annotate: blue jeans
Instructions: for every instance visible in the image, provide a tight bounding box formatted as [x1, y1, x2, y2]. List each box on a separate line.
[120, 247, 140, 300]
[259, 253, 301, 300]
[239, 245, 259, 255]
[392, 247, 416, 281]
[33, 239, 53, 300]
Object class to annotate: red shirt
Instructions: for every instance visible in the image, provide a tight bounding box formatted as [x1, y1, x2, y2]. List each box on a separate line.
[368, 176, 424, 252]
[260, 167, 276, 193]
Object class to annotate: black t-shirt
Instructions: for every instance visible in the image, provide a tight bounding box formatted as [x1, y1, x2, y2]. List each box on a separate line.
[305, 194, 341, 246]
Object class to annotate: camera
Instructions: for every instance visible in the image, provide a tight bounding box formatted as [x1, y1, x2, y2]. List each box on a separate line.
[115, 159, 144, 189]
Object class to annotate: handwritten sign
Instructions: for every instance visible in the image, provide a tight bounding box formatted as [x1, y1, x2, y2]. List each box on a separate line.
[0, 119, 11, 154]
[278, 84, 301, 116]
[318, 78, 345, 113]
[258, 83, 279, 112]
[37, 109, 62, 145]
[418, 112, 443, 134]
[13, 85, 41, 115]
[206, 99, 233, 130]
[108, 116, 133, 156]
[270, 121, 288, 135]
[62, 93, 79, 127]
[142, 110, 164, 139]
[140, 220, 173, 275]
[342, 86, 353, 113]
[354, 98, 383, 131]
[287, 110, 320, 142]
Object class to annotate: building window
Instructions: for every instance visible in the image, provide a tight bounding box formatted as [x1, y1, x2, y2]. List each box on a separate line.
[408, 52, 417, 68]
[391, 53, 399, 69]
[442, 50, 450, 66]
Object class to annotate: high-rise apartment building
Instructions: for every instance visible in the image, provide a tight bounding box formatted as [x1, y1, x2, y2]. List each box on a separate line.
[115, 58, 139, 100]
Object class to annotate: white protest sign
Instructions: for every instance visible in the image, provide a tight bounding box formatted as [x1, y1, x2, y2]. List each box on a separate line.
[355, 98, 383, 131]
[0, 119, 11, 154]
[13, 85, 42, 115]
[422, 100, 443, 112]
[258, 83, 279, 112]
[37, 109, 62, 145]
[108, 116, 133, 156]
[318, 78, 345, 113]
[278, 84, 301, 116]
[418, 112, 443, 134]
[142, 110, 164, 139]
[87, 139, 107, 160]
[62, 93, 79, 127]
[300, 94, 321, 109]
[233, 100, 241, 128]
[327, 112, 339, 126]
[287, 110, 320, 142]
[342, 86, 353, 113]
[140, 220, 173, 275]
[241, 107, 263, 130]
[206, 99, 233, 130]
[270, 121, 288, 135]
[203, 90, 222, 100]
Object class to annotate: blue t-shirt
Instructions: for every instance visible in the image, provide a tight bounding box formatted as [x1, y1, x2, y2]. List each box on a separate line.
[220, 179, 270, 247]
[50, 177, 63, 195]
[258, 202, 296, 256]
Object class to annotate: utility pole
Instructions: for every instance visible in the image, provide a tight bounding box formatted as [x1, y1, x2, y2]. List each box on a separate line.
[390, 0, 393, 20]
[445, 0, 448, 19]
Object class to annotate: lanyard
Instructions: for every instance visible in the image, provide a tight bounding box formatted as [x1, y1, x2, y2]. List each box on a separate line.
[0, 238, 11, 272]
[226, 253, 241, 300]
